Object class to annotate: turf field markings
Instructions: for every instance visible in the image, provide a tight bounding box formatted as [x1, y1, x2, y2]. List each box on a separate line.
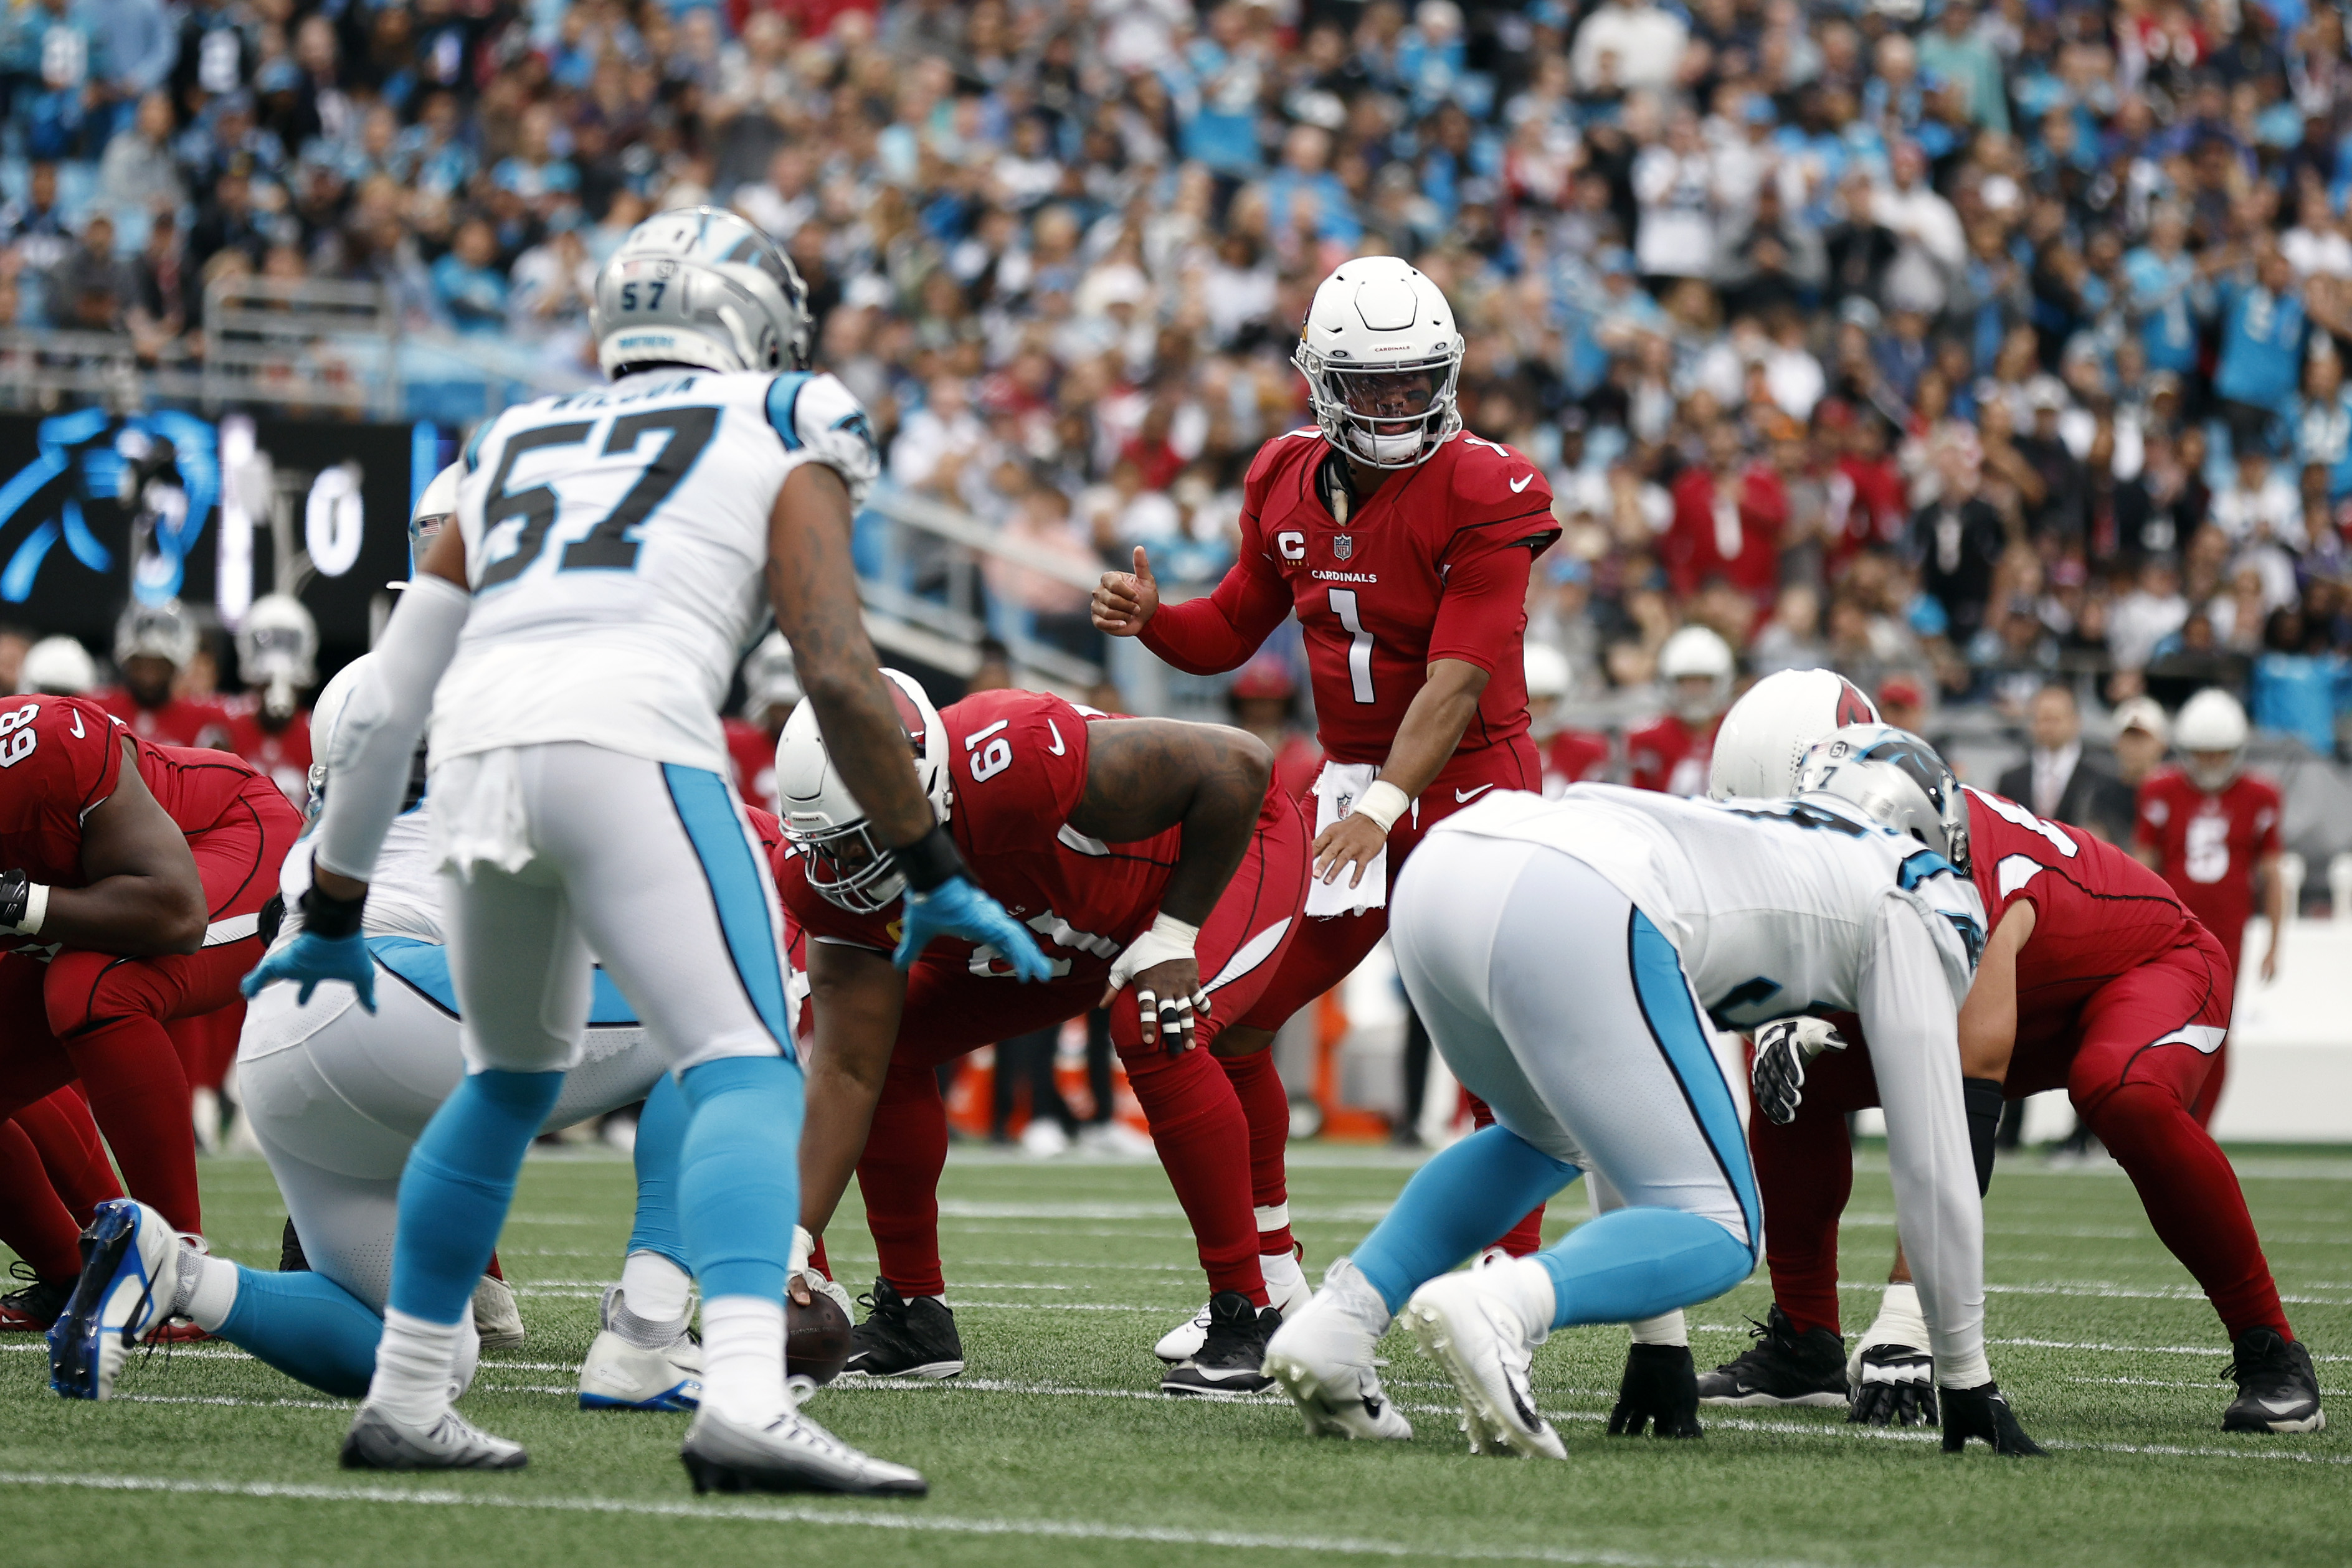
[2064, 1376, 2349, 1395]
[0, 1470, 1846, 1566]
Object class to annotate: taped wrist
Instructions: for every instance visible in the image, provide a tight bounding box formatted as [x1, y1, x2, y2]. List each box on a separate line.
[1961, 1077, 2004, 1197]
[0, 871, 48, 935]
[1354, 780, 1411, 835]
[298, 884, 367, 942]
[892, 824, 968, 895]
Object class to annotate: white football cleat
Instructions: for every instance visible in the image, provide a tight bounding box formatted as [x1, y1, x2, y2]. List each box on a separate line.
[472, 1272, 525, 1352]
[341, 1403, 527, 1470]
[680, 1407, 927, 1496]
[1263, 1258, 1413, 1441]
[47, 1199, 189, 1401]
[580, 1285, 703, 1411]
[1404, 1270, 1565, 1459]
[1155, 1245, 1314, 1364]
[1078, 1120, 1155, 1158]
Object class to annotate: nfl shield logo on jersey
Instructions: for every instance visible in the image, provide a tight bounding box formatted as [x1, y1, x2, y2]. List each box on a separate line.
[1334, 535, 1354, 560]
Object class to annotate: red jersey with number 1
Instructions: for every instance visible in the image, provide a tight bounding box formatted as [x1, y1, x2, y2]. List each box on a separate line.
[2134, 767, 2281, 969]
[1140, 430, 1560, 765]
[777, 689, 1185, 986]
[1963, 785, 2202, 1041]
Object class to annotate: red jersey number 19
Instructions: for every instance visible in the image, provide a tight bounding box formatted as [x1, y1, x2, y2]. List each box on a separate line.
[1328, 589, 1375, 704]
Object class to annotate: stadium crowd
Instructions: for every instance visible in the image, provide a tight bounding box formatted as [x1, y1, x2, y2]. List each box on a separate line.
[4, 0, 2352, 760]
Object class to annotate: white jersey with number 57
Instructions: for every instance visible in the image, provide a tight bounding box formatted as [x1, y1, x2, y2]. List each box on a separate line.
[434, 368, 877, 773]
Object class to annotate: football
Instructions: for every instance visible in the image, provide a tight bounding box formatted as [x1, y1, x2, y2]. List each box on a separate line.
[785, 1289, 853, 1387]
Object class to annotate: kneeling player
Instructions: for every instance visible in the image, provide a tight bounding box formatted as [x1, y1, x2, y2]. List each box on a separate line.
[779, 673, 1310, 1394]
[1266, 739, 2042, 1458]
[1699, 681, 2324, 1435]
[45, 657, 699, 1408]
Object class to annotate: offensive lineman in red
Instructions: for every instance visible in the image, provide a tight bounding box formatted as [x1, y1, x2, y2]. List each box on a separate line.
[1698, 693, 2323, 1435]
[775, 673, 1311, 1394]
[2135, 689, 2285, 1126]
[0, 694, 302, 1328]
[1093, 258, 1561, 1298]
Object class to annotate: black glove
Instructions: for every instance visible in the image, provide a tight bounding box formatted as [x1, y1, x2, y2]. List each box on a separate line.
[1848, 1343, 1937, 1426]
[1939, 1380, 2047, 1456]
[0, 869, 30, 931]
[1750, 1018, 1845, 1126]
[1608, 1343, 1702, 1438]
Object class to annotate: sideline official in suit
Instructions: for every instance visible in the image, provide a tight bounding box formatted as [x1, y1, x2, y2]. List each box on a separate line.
[1997, 683, 2136, 844]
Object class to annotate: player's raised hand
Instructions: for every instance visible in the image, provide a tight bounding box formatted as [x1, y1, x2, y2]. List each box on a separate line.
[894, 874, 1052, 981]
[1092, 546, 1160, 636]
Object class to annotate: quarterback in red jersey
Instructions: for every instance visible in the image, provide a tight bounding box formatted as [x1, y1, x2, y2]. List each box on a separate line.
[93, 600, 231, 750]
[2135, 690, 2285, 1127]
[1627, 625, 1735, 795]
[777, 674, 1311, 1396]
[0, 695, 302, 1327]
[1094, 258, 1558, 1269]
[1697, 694, 2322, 1435]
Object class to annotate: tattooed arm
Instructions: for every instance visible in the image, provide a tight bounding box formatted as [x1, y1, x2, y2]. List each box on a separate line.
[767, 463, 936, 845]
[1066, 718, 1274, 927]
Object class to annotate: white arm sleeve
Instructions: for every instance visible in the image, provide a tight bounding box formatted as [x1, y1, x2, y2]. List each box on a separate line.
[315, 575, 471, 884]
[1858, 892, 1989, 1389]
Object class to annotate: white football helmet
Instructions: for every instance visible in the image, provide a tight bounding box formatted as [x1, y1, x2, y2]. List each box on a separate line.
[235, 593, 318, 722]
[1795, 724, 1971, 874]
[1524, 643, 1572, 702]
[2174, 688, 2249, 792]
[19, 635, 97, 695]
[1659, 625, 1735, 725]
[742, 632, 802, 724]
[113, 598, 197, 669]
[1709, 668, 1880, 800]
[411, 460, 460, 571]
[1292, 257, 1464, 468]
[774, 669, 952, 914]
[592, 207, 814, 379]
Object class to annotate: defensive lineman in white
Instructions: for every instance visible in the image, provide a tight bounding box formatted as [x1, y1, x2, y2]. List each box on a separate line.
[229, 207, 1049, 1491]
[1265, 745, 2046, 1458]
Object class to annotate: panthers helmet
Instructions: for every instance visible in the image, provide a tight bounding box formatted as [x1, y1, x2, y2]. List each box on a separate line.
[1292, 257, 1464, 469]
[113, 598, 197, 670]
[19, 635, 97, 695]
[1795, 723, 1971, 874]
[410, 460, 460, 573]
[774, 670, 952, 914]
[1709, 668, 1880, 800]
[592, 207, 813, 379]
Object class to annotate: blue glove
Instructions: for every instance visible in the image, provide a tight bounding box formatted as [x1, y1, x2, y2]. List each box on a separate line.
[240, 930, 379, 1012]
[894, 876, 1053, 980]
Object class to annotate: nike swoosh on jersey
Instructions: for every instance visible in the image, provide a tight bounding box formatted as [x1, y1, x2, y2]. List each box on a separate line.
[1509, 474, 1534, 493]
[1454, 784, 1496, 803]
[67, 709, 83, 737]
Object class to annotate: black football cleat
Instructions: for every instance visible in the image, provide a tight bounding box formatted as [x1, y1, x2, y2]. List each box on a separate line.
[1161, 1292, 1278, 1397]
[1940, 1381, 2046, 1456]
[0, 1265, 74, 1332]
[2222, 1328, 2327, 1433]
[840, 1279, 964, 1381]
[1697, 1306, 1847, 1407]
[1608, 1343, 1703, 1438]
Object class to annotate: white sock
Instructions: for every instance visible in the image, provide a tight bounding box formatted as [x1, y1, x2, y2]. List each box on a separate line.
[1862, 1282, 1927, 1348]
[1260, 1246, 1308, 1306]
[699, 1295, 789, 1427]
[368, 1308, 467, 1427]
[176, 1250, 240, 1333]
[1487, 1257, 1558, 1343]
[619, 1251, 693, 1328]
[1629, 1310, 1689, 1347]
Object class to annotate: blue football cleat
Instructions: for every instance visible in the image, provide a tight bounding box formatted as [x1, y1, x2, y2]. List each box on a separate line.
[49, 1199, 188, 1401]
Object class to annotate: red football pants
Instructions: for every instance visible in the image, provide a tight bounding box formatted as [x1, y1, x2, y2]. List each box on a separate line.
[1751, 928, 2287, 1342]
[0, 775, 299, 1237]
[855, 793, 1309, 1301]
[0, 1087, 125, 1280]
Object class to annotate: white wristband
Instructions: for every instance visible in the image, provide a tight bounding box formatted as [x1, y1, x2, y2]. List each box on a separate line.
[16, 882, 49, 936]
[1107, 912, 1200, 992]
[1352, 780, 1411, 835]
[790, 1224, 815, 1277]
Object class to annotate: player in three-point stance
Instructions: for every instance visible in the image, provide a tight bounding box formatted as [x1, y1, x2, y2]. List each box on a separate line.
[51, 207, 1048, 1493]
[1264, 730, 2044, 1460]
[1699, 677, 2323, 1434]
[1094, 257, 1561, 1354]
[776, 673, 1311, 1394]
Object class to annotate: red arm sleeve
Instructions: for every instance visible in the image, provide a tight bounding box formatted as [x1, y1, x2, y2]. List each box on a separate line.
[1426, 536, 1537, 673]
[1136, 549, 1294, 676]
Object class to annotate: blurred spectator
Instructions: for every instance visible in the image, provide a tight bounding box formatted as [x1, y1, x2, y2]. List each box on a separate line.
[1998, 682, 2136, 842]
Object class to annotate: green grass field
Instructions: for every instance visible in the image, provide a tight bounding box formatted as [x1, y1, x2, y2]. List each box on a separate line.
[3, 1140, 2348, 1567]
